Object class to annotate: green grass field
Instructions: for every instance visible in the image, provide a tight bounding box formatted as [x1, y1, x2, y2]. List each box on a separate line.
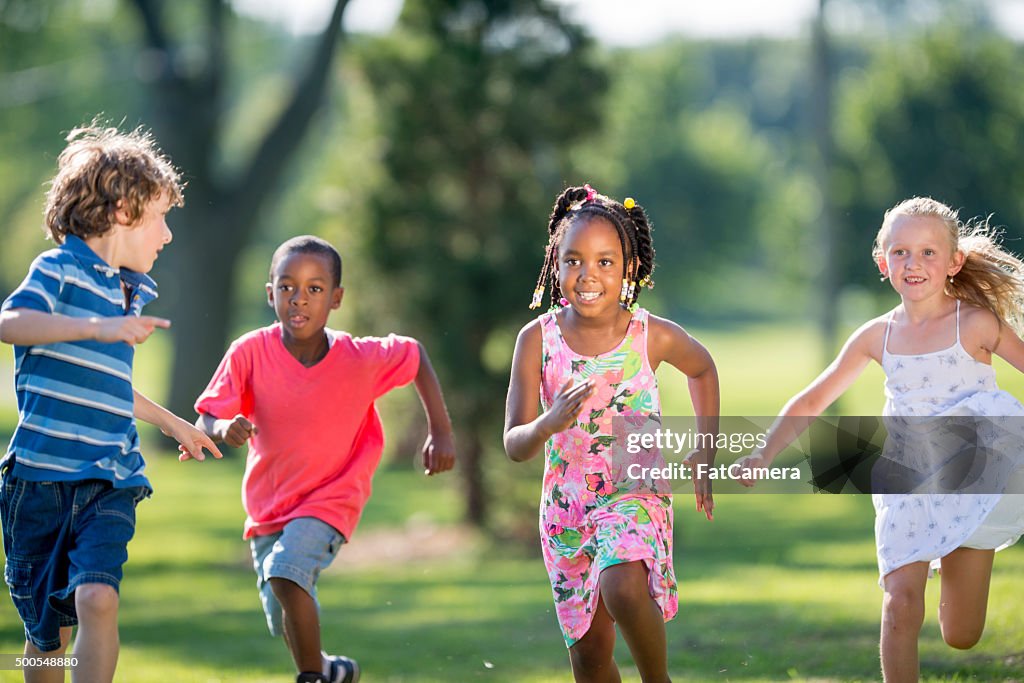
[1, 322, 1023, 681]
[1, 460, 1021, 682]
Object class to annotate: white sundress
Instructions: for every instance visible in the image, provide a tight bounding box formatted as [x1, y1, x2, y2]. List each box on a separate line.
[873, 300, 1024, 580]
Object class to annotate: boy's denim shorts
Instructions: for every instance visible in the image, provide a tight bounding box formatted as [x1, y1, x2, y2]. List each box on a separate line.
[0, 462, 148, 651]
[250, 516, 345, 637]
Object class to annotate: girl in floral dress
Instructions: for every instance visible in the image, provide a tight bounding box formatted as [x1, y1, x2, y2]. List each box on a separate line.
[504, 184, 719, 682]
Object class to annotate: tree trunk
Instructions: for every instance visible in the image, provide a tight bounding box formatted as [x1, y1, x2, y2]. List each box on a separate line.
[127, 0, 351, 417]
[812, 0, 839, 363]
[460, 419, 487, 526]
[160, 202, 241, 416]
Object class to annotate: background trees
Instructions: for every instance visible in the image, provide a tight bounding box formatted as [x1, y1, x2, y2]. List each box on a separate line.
[834, 30, 1024, 282]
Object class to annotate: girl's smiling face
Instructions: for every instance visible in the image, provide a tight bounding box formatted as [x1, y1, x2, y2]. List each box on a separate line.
[557, 217, 627, 316]
[878, 214, 964, 303]
[266, 251, 343, 344]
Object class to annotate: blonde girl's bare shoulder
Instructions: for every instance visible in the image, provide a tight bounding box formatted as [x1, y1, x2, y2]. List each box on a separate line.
[958, 302, 1002, 354]
[847, 313, 893, 363]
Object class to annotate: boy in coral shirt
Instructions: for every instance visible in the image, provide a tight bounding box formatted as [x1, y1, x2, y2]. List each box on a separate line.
[194, 235, 455, 683]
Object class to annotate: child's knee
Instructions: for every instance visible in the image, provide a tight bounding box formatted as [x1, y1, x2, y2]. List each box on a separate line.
[268, 576, 309, 601]
[74, 583, 119, 620]
[569, 638, 615, 677]
[882, 586, 924, 630]
[941, 628, 982, 650]
[940, 619, 984, 650]
[25, 632, 70, 656]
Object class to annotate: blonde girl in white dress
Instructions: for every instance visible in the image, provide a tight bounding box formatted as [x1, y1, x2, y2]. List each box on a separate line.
[737, 197, 1024, 682]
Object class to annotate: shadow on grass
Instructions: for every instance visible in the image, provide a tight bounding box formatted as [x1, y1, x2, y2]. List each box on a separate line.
[78, 581, 1024, 682]
[77, 546, 1022, 682]
[2, 465, 1023, 681]
[92, 570, 879, 681]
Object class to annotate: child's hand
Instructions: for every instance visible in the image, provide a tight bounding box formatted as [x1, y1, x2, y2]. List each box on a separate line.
[733, 452, 768, 488]
[92, 315, 170, 345]
[163, 418, 224, 462]
[422, 428, 455, 476]
[684, 449, 714, 521]
[215, 415, 258, 448]
[539, 379, 594, 436]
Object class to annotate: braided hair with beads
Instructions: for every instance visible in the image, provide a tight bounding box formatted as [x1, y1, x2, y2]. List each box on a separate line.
[529, 184, 655, 311]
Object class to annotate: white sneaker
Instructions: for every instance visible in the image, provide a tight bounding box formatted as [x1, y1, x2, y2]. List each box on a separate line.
[323, 652, 360, 683]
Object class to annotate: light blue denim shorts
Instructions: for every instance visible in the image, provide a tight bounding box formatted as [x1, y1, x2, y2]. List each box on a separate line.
[250, 516, 345, 636]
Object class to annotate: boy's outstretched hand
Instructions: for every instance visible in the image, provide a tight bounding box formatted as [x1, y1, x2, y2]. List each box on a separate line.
[93, 315, 170, 345]
[165, 417, 224, 461]
[422, 429, 455, 476]
[214, 414, 259, 448]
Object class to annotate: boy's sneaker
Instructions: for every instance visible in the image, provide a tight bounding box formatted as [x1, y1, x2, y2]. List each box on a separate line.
[323, 653, 360, 683]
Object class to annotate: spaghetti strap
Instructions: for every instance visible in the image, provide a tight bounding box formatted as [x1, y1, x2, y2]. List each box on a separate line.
[955, 299, 961, 343]
[882, 312, 895, 357]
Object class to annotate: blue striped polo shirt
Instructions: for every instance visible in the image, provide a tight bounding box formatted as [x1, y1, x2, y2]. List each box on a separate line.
[1, 235, 157, 489]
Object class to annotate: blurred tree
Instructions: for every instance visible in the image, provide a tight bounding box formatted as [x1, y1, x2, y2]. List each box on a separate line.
[358, 0, 606, 525]
[577, 41, 795, 323]
[834, 30, 1024, 291]
[826, 0, 993, 36]
[0, 1, 143, 293]
[126, 0, 351, 416]
[819, 0, 996, 359]
[812, 0, 840, 360]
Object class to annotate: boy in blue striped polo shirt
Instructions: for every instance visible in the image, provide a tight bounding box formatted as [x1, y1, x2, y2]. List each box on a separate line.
[0, 122, 222, 683]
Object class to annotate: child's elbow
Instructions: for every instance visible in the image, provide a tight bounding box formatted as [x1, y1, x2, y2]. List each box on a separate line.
[688, 358, 718, 385]
[700, 360, 719, 381]
[0, 313, 14, 344]
[502, 435, 519, 462]
[502, 432, 529, 463]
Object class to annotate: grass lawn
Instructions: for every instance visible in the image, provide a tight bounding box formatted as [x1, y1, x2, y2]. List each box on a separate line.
[1, 456, 1022, 682]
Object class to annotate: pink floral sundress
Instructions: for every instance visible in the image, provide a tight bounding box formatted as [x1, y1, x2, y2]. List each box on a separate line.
[538, 307, 677, 647]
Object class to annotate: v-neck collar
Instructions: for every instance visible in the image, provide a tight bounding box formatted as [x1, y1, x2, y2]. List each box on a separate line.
[273, 324, 336, 371]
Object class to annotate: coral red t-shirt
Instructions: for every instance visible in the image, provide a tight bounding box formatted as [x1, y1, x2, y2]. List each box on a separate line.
[195, 324, 420, 540]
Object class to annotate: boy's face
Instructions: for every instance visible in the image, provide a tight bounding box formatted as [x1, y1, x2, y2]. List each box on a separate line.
[266, 251, 343, 343]
[117, 191, 174, 273]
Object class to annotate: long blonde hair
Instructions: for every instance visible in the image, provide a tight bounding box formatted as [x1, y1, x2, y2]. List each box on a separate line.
[872, 196, 1024, 333]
